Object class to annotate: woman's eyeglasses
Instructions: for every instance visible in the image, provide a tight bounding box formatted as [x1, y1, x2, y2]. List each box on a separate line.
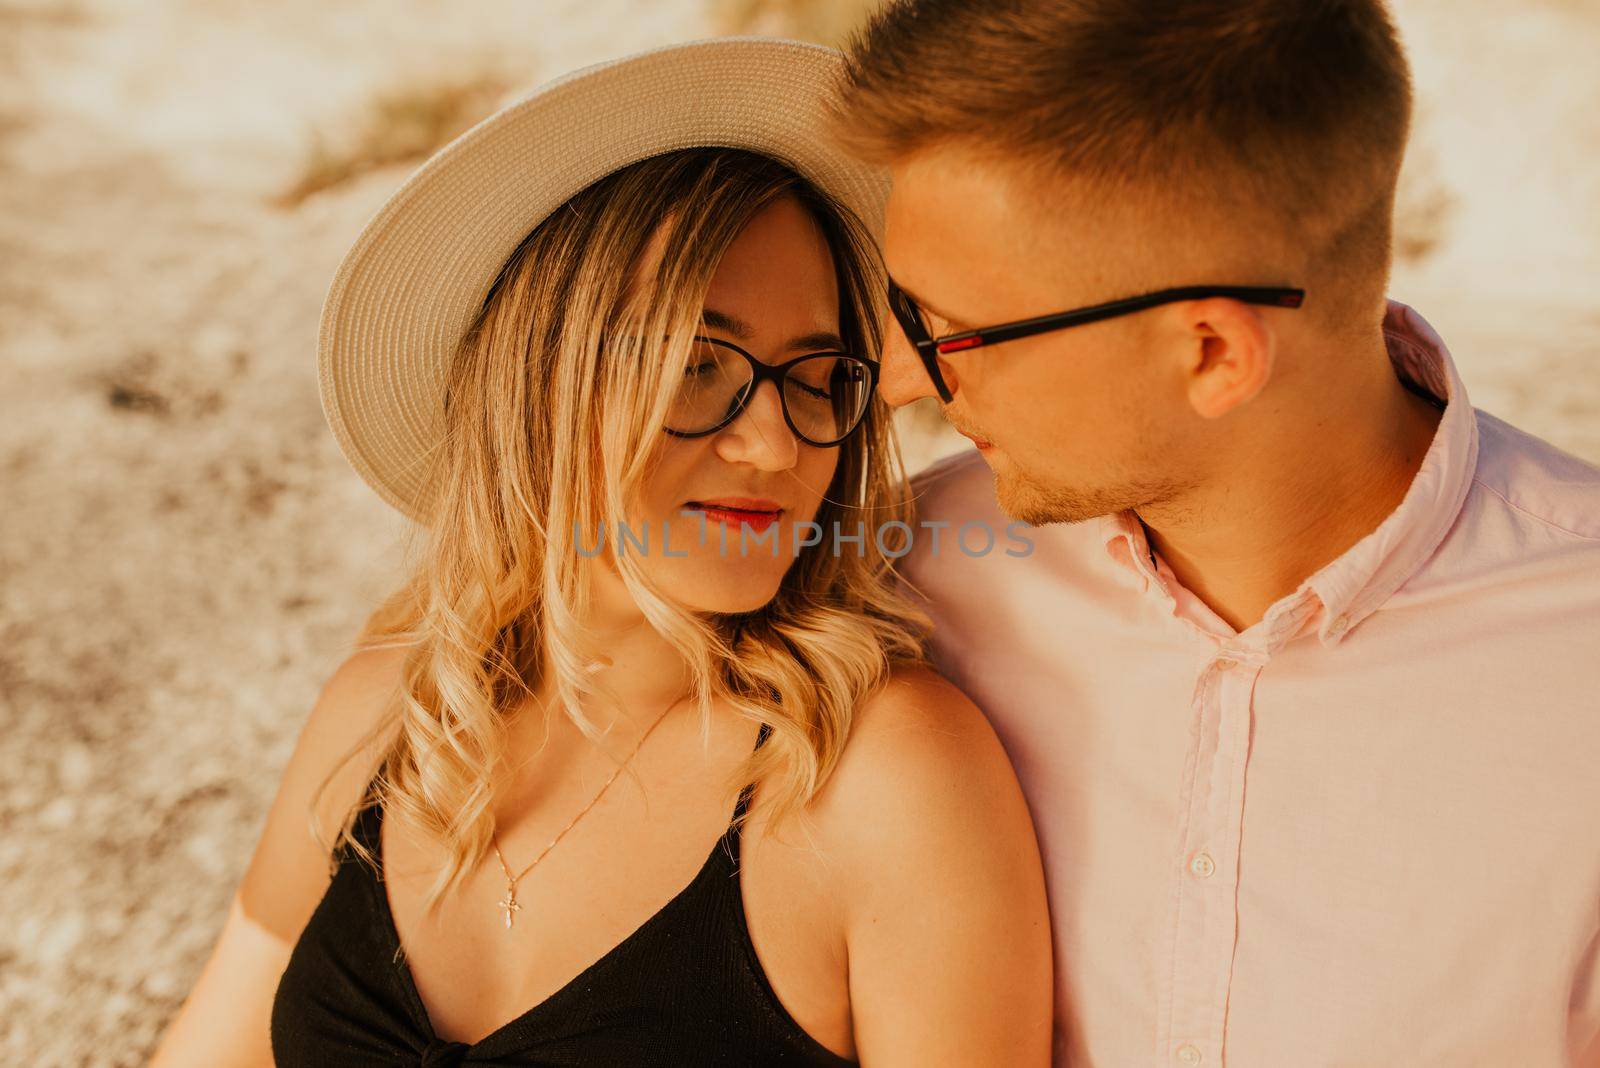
[887, 278, 1307, 404]
[662, 336, 878, 448]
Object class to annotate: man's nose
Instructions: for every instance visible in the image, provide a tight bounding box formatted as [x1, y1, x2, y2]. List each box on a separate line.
[713, 380, 800, 471]
[878, 323, 948, 407]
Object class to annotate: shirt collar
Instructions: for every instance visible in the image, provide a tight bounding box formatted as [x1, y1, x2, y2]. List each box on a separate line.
[1099, 299, 1479, 649]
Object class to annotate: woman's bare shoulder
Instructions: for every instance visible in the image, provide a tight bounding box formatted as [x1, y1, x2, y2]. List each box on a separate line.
[148, 644, 413, 1068]
[286, 645, 409, 837]
[806, 663, 1034, 867]
[235, 643, 408, 942]
[802, 663, 1053, 1060]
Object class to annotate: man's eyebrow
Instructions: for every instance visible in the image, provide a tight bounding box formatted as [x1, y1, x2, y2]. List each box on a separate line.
[700, 308, 847, 353]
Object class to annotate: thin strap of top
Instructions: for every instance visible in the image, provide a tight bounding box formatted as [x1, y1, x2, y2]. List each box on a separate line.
[352, 719, 775, 857]
[732, 720, 773, 824]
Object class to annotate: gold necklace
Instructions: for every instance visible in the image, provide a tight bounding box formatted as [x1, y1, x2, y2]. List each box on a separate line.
[489, 695, 681, 931]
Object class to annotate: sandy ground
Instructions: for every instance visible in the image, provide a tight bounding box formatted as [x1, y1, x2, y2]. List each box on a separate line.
[0, 1, 1595, 1064]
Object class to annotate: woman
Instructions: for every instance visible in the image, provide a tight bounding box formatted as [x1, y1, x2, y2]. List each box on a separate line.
[150, 38, 1051, 1067]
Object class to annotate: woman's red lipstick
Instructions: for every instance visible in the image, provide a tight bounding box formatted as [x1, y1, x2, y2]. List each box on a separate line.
[686, 498, 783, 533]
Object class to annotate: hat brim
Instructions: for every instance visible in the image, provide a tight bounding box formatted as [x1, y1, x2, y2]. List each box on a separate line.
[316, 36, 890, 524]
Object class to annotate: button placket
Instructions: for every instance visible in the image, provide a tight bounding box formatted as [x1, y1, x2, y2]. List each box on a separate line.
[1159, 652, 1260, 1065]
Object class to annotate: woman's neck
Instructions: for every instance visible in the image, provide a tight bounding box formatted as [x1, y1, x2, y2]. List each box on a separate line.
[512, 558, 697, 755]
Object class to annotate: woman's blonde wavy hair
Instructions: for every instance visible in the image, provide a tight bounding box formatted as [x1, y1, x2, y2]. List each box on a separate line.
[313, 146, 933, 914]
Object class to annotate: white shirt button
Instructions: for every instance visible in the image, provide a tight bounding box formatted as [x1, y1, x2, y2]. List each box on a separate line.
[1329, 613, 1351, 637]
[1177, 1044, 1203, 1065]
[1213, 656, 1239, 672]
[1190, 852, 1216, 878]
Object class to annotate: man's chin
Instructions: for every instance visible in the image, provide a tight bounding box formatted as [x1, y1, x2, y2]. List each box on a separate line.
[994, 468, 1119, 527]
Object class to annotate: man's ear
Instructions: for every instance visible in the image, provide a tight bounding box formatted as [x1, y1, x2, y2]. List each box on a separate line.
[1179, 298, 1275, 420]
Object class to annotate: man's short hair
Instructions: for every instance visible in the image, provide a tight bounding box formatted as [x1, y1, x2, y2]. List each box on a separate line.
[831, 0, 1414, 316]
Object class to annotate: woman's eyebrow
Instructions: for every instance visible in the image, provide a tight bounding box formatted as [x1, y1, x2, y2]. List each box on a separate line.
[700, 308, 847, 352]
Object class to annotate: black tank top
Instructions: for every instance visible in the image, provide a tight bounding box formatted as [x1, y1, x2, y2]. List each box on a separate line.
[271, 722, 855, 1067]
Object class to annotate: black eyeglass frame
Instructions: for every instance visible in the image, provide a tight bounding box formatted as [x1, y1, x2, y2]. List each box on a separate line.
[661, 335, 881, 448]
[887, 280, 1307, 403]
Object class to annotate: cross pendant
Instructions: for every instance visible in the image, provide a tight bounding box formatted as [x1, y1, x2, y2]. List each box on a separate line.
[498, 884, 522, 930]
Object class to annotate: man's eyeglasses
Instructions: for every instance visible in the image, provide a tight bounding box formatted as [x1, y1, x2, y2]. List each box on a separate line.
[886, 279, 1307, 403]
[662, 336, 878, 448]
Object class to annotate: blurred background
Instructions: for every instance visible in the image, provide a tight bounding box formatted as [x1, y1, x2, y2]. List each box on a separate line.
[1, 0, 1596, 1063]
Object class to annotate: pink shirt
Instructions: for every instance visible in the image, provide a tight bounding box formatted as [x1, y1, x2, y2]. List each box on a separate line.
[899, 301, 1600, 1067]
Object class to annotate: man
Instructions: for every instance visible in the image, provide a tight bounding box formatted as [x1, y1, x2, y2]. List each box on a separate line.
[828, 2, 1600, 1065]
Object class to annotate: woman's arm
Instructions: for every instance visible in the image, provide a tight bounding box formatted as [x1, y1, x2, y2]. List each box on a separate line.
[148, 647, 403, 1068]
[817, 665, 1055, 1066]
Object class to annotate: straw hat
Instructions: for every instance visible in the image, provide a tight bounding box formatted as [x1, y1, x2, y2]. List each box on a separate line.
[315, 36, 891, 524]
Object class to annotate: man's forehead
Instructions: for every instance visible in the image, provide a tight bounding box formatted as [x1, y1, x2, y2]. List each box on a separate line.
[886, 145, 1028, 235]
[883, 145, 1088, 318]
[884, 145, 1240, 309]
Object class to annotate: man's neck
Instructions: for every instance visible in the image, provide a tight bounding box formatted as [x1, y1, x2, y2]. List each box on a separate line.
[1138, 341, 1446, 635]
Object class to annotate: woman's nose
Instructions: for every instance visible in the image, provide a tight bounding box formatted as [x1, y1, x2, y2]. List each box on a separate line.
[713, 379, 800, 471]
